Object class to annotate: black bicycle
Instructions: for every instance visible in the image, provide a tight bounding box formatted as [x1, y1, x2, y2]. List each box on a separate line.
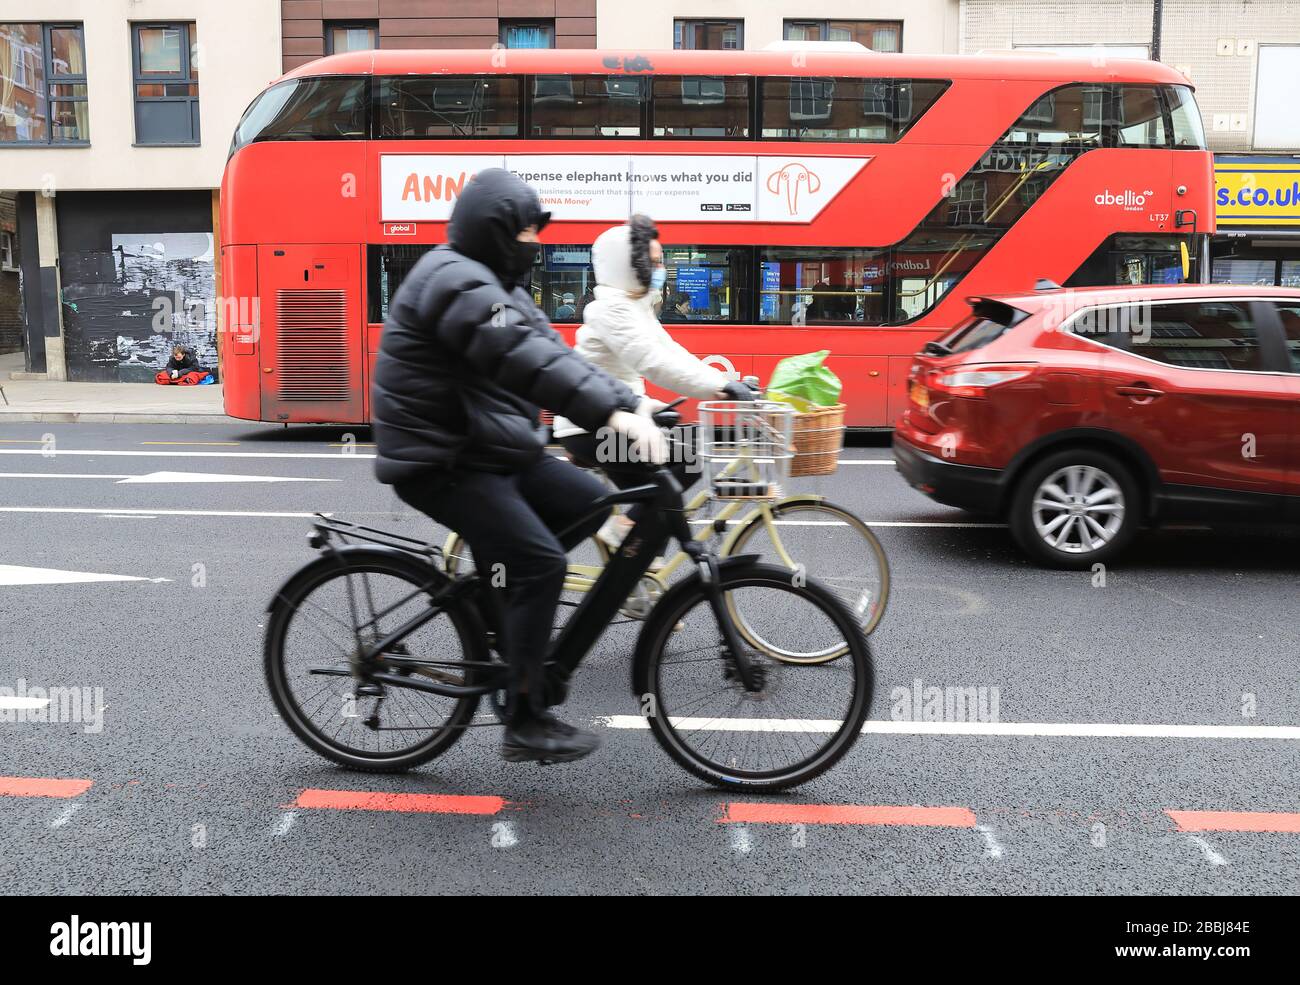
[264, 460, 874, 791]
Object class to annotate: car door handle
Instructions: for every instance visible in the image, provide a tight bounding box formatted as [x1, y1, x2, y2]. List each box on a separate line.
[1116, 384, 1164, 402]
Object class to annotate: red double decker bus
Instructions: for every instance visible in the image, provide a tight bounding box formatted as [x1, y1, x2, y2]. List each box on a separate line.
[219, 46, 1213, 427]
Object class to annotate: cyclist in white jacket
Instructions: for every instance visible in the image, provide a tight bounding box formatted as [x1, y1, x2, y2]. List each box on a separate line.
[554, 215, 753, 542]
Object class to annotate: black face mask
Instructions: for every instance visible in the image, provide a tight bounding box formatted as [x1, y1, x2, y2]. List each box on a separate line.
[505, 239, 542, 282]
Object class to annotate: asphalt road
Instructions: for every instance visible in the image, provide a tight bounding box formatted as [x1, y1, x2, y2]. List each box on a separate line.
[1, 421, 1298, 895]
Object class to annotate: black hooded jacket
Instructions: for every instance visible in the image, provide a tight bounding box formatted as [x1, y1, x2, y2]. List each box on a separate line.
[371, 169, 638, 483]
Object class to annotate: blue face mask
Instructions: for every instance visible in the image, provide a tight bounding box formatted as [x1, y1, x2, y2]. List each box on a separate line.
[650, 267, 667, 291]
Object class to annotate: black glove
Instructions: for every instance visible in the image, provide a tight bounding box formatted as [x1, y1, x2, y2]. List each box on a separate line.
[720, 379, 757, 402]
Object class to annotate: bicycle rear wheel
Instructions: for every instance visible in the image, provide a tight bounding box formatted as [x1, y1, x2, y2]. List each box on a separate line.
[265, 549, 487, 772]
[724, 497, 890, 663]
[634, 561, 873, 791]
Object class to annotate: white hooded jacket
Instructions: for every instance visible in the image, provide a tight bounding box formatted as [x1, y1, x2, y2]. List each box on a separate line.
[553, 224, 727, 438]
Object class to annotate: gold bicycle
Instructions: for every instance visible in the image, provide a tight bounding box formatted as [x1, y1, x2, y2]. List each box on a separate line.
[444, 403, 889, 665]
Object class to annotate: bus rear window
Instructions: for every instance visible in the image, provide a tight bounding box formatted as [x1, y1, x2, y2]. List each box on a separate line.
[229, 77, 368, 155]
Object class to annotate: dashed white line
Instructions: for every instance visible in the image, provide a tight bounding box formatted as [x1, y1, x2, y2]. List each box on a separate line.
[976, 823, 1005, 859]
[48, 803, 82, 829]
[596, 716, 1300, 740]
[730, 825, 754, 855]
[1187, 834, 1229, 867]
[0, 507, 330, 518]
[0, 696, 51, 710]
[272, 811, 298, 838]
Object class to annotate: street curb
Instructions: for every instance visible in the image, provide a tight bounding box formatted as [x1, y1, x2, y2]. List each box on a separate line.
[0, 412, 240, 424]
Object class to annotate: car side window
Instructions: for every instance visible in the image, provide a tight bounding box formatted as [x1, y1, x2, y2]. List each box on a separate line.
[1274, 303, 1300, 372]
[1126, 301, 1266, 372]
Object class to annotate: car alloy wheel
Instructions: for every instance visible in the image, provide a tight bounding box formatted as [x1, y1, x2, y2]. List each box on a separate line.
[1030, 465, 1126, 555]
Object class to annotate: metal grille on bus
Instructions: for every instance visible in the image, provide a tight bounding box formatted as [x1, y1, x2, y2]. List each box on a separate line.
[274, 289, 351, 402]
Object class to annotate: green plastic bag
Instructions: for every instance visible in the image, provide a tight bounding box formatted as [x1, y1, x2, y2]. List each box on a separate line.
[766, 350, 842, 410]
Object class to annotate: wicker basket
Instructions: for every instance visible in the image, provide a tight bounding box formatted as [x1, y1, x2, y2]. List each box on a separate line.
[789, 404, 846, 476]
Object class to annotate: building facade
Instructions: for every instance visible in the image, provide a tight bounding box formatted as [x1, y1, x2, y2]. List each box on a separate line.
[960, 0, 1300, 285]
[281, 1, 598, 73]
[596, 1, 960, 52]
[0, 1, 281, 380]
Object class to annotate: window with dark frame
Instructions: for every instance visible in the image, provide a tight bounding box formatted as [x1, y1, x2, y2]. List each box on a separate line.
[132, 22, 200, 145]
[500, 20, 555, 49]
[674, 19, 743, 50]
[0, 22, 88, 144]
[1, 229, 16, 270]
[325, 21, 378, 55]
[783, 19, 902, 52]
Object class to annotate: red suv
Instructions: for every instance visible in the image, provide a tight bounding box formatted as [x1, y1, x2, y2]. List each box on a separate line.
[894, 285, 1300, 567]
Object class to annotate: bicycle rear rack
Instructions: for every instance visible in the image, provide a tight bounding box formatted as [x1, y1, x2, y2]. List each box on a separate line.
[308, 513, 442, 562]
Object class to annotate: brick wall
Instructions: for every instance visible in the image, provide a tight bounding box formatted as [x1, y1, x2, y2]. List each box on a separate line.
[282, 0, 597, 72]
[0, 194, 21, 355]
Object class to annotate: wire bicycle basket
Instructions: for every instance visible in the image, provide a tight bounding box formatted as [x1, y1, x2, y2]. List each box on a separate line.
[696, 400, 796, 501]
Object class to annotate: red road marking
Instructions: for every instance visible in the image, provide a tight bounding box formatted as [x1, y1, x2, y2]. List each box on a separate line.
[293, 788, 506, 815]
[719, 802, 977, 827]
[0, 776, 93, 799]
[1167, 809, 1300, 834]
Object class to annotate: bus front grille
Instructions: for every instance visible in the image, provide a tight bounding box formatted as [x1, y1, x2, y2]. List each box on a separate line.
[275, 289, 351, 402]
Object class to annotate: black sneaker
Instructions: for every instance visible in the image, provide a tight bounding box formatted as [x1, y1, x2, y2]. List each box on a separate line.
[501, 710, 601, 764]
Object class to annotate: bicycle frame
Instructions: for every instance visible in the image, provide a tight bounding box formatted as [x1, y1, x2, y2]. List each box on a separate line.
[308, 467, 765, 703]
[557, 455, 816, 594]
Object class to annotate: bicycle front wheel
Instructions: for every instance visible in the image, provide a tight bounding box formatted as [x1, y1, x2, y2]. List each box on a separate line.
[724, 497, 890, 663]
[635, 561, 873, 791]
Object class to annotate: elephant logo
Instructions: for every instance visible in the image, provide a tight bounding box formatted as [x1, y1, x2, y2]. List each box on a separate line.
[766, 162, 822, 216]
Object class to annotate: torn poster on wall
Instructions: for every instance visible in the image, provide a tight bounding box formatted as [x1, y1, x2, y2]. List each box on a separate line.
[60, 232, 216, 383]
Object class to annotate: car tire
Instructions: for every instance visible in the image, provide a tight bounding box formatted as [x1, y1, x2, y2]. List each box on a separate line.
[1009, 449, 1141, 569]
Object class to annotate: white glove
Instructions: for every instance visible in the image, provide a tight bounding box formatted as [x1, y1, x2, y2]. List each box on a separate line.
[606, 410, 669, 465]
[635, 397, 668, 418]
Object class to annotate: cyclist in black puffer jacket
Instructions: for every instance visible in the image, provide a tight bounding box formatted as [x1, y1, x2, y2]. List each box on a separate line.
[372, 168, 668, 764]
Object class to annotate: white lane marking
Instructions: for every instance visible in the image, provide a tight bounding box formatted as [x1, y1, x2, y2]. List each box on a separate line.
[0, 564, 162, 586]
[48, 803, 82, 829]
[688, 519, 1003, 528]
[0, 471, 336, 484]
[272, 811, 298, 838]
[1187, 834, 1228, 867]
[0, 507, 330, 518]
[117, 471, 338, 485]
[730, 825, 753, 855]
[596, 716, 1300, 740]
[976, 824, 1005, 859]
[0, 696, 51, 710]
[0, 449, 375, 460]
[100, 514, 158, 520]
[838, 460, 895, 465]
[0, 473, 133, 480]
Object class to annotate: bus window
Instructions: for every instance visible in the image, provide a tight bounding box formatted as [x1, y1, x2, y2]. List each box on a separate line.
[1163, 84, 1207, 149]
[378, 76, 520, 138]
[530, 245, 595, 322]
[758, 247, 888, 325]
[759, 77, 948, 142]
[530, 75, 645, 137]
[1114, 87, 1166, 147]
[888, 229, 1000, 323]
[660, 247, 748, 323]
[1066, 234, 1188, 287]
[652, 76, 749, 138]
[367, 244, 433, 323]
[228, 77, 367, 156]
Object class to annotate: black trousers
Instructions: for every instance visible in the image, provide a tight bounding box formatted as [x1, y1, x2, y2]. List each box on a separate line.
[395, 454, 608, 717]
